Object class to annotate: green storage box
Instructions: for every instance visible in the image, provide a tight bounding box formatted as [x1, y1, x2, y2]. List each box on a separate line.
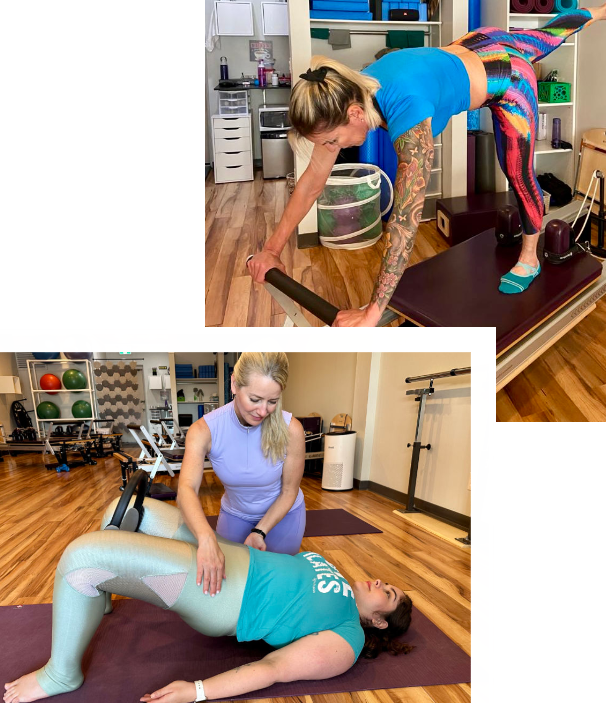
[538, 81, 571, 103]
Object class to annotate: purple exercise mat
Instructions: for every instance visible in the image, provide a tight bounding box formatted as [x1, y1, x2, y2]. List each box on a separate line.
[0, 600, 470, 702]
[206, 508, 382, 537]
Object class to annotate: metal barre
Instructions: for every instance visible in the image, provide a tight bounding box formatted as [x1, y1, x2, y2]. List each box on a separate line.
[405, 367, 471, 383]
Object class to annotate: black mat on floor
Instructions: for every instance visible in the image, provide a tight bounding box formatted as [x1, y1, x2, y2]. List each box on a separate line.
[206, 508, 382, 537]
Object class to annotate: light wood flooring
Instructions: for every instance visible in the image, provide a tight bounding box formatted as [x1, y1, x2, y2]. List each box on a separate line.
[205, 170, 449, 327]
[0, 449, 470, 703]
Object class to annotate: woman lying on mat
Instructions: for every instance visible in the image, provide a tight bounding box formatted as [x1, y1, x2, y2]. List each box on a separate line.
[247, 3, 606, 325]
[3, 497, 413, 703]
[178, 351, 306, 597]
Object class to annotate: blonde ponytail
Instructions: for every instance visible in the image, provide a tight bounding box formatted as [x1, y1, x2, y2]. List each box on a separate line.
[288, 55, 382, 149]
[233, 353, 290, 464]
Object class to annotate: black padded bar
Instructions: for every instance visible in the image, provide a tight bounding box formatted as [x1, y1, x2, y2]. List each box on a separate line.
[126, 424, 143, 430]
[265, 268, 340, 326]
[405, 367, 471, 383]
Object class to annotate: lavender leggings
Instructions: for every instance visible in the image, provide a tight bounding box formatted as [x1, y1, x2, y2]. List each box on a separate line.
[216, 500, 306, 555]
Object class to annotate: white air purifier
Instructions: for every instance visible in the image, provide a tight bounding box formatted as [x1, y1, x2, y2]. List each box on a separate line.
[321, 431, 356, 491]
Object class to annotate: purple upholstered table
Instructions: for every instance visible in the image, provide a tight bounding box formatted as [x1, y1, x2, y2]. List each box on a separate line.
[389, 227, 603, 354]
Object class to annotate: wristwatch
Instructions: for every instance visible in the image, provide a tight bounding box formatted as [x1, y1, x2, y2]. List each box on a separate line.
[250, 527, 266, 539]
[195, 680, 206, 701]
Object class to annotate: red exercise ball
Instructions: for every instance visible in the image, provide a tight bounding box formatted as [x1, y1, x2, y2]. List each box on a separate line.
[40, 373, 62, 395]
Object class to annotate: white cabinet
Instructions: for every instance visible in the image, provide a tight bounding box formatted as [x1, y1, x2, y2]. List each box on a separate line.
[0, 376, 21, 394]
[215, 1, 254, 36]
[149, 374, 170, 390]
[212, 114, 254, 183]
[480, 2, 579, 195]
[262, 2, 289, 36]
[148, 375, 163, 390]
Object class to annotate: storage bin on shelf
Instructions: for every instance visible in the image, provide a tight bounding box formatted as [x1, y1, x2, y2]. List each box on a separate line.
[317, 163, 393, 250]
[218, 90, 249, 116]
[310, 0, 373, 21]
[537, 82, 571, 103]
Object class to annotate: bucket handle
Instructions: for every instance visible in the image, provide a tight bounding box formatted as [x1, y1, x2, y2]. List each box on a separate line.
[376, 167, 394, 217]
[326, 164, 394, 217]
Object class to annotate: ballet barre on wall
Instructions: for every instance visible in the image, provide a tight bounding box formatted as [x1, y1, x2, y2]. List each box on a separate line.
[405, 367, 471, 383]
[397, 365, 471, 545]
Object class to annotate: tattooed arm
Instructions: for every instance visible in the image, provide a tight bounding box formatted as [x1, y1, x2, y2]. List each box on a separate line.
[333, 119, 434, 327]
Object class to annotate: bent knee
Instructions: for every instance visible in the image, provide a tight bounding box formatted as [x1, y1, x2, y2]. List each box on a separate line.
[100, 497, 121, 529]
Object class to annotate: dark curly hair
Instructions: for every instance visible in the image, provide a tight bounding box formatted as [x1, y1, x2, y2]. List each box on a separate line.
[360, 592, 415, 659]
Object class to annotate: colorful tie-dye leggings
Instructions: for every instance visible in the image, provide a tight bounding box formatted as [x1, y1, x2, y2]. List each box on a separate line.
[452, 9, 592, 235]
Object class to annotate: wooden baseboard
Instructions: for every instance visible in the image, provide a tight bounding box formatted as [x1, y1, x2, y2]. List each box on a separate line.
[354, 478, 470, 532]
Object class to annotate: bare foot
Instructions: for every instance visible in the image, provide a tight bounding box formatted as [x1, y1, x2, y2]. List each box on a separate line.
[3, 673, 49, 703]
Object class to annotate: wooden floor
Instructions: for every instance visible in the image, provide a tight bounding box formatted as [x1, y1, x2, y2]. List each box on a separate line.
[205, 169, 449, 327]
[1, 449, 470, 703]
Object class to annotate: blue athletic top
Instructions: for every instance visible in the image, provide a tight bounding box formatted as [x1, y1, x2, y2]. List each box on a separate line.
[361, 48, 470, 141]
[204, 401, 304, 521]
[237, 549, 365, 661]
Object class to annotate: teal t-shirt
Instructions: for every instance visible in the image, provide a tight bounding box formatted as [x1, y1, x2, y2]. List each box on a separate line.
[236, 549, 365, 661]
[361, 47, 471, 141]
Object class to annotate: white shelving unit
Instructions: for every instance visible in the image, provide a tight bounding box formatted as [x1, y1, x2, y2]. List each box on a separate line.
[168, 353, 239, 472]
[480, 5, 579, 194]
[27, 358, 97, 437]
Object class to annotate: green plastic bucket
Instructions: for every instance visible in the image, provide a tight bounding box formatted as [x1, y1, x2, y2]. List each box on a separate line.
[317, 164, 393, 250]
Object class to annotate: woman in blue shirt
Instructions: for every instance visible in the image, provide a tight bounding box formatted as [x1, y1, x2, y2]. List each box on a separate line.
[247, 5, 606, 325]
[3, 497, 413, 703]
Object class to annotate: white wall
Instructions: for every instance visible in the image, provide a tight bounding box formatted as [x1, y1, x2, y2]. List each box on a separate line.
[575, 15, 606, 155]
[370, 352, 471, 516]
[282, 352, 358, 432]
[283, 352, 471, 518]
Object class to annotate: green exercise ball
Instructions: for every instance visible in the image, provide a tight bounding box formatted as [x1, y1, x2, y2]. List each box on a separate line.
[37, 401, 60, 419]
[63, 369, 87, 390]
[72, 400, 92, 418]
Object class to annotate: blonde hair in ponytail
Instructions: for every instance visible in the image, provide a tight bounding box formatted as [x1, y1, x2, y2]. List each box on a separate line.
[288, 55, 382, 150]
[233, 353, 290, 464]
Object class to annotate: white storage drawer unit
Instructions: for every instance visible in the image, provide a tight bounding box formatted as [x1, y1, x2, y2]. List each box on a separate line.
[212, 114, 253, 183]
[218, 90, 249, 116]
[213, 116, 250, 130]
[215, 136, 251, 153]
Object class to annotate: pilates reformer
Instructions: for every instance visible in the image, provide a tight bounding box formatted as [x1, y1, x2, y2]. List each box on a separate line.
[255, 201, 606, 389]
[112, 423, 187, 499]
[1, 419, 101, 472]
[395, 367, 471, 545]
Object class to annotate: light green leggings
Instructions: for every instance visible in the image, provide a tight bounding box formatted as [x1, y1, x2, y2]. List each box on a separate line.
[36, 498, 251, 696]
